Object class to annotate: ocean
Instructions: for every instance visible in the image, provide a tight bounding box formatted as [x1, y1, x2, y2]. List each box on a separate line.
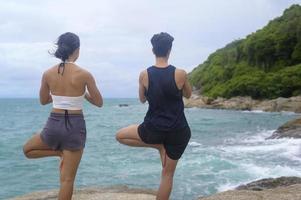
[0, 98, 300, 200]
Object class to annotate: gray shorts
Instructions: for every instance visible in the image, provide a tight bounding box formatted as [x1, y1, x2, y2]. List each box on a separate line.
[40, 112, 86, 151]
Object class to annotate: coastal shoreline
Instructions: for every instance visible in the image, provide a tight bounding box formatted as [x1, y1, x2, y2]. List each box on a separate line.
[9, 97, 301, 200]
[184, 94, 301, 113]
[10, 116, 301, 200]
[11, 177, 301, 200]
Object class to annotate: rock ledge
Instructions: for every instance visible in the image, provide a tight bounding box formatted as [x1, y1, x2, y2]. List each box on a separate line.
[184, 95, 301, 113]
[10, 186, 156, 200]
[199, 177, 301, 200]
[267, 118, 301, 139]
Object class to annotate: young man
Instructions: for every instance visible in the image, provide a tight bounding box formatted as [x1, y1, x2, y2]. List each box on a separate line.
[116, 32, 191, 200]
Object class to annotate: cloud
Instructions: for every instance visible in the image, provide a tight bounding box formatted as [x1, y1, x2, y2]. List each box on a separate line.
[0, 0, 299, 97]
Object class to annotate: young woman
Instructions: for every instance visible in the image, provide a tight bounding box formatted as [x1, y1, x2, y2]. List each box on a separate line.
[23, 32, 102, 200]
[116, 32, 192, 200]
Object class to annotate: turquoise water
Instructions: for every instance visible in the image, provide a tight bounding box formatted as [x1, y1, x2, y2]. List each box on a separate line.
[0, 98, 301, 200]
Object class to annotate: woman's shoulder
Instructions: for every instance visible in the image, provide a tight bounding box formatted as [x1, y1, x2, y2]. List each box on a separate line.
[43, 64, 91, 77]
[43, 64, 59, 75]
[74, 65, 97, 82]
[73, 64, 90, 74]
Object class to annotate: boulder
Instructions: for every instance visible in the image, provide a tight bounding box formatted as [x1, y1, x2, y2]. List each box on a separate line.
[210, 96, 256, 110]
[184, 95, 207, 108]
[267, 118, 301, 139]
[199, 184, 301, 200]
[184, 94, 301, 113]
[275, 96, 301, 113]
[253, 100, 277, 112]
[236, 176, 301, 191]
[199, 177, 301, 200]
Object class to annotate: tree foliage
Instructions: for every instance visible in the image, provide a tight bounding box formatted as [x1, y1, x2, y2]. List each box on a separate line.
[189, 4, 301, 99]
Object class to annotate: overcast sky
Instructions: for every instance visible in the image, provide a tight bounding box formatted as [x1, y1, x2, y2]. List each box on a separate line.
[0, 0, 300, 98]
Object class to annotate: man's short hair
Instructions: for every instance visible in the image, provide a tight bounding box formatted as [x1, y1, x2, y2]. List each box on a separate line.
[151, 32, 174, 57]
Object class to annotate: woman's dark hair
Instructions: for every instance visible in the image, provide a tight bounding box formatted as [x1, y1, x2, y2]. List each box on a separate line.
[151, 32, 174, 57]
[53, 32, 80, 62]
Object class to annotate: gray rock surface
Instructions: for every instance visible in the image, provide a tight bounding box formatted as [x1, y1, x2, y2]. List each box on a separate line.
[199, 177, 301, 200]
[11, 176, 301, 200]
[199, 184, 301, 200]
[267, 118, 301, 139]
[10, 186, 156, 200]
[236, 176, 301, 191]
[184, 95, 301, 113]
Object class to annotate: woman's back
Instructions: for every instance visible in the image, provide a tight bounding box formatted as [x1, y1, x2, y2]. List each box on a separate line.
[45, 63, 87, 97]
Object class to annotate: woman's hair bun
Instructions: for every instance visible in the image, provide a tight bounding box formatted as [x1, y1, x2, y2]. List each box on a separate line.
[53, 32, 80, 61]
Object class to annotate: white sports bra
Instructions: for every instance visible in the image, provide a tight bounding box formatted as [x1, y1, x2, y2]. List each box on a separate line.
[52, 93, 85, 110]
[51, 61, 85, 110]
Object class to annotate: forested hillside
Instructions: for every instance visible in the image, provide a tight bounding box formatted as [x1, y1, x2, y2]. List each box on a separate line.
[189, 4, 301, 99]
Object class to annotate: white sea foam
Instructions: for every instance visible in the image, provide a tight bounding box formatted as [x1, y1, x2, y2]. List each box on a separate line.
[241, 130, 275, 142]
[240, 163, 301, 178]
[242, 110, 299, 116]
[214, 129, 301, 191]
[217, 182, 241, 192]
[242, 110, 265, 113]
[223, 139, 301, 153]
[221, 130, 274, 146]
[185, 107, 201, 111]
[221, 129, 300, 151]
[280, 111, 298, 115]
[216, 161, 301, 193]
[189, 141, 202, 147]
[280, 142, 301, 162]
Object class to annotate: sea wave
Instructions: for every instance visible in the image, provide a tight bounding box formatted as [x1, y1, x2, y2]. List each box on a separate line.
[188, 141, 202, 147]
[241, 163, 301, 177]
[242, 110, 265, 113]
[217, 182, 241, 192]
[216, 161, 301, 192]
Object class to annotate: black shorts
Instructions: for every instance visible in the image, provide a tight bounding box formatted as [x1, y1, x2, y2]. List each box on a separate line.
[138, 123, 191, 160]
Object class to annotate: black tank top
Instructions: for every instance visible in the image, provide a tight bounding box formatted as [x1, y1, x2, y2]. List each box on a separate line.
[143, 65, 188, 131]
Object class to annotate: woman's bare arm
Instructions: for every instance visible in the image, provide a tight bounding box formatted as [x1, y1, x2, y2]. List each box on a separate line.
[85, 72, 103, 107]
[39, 72, 52, 105]
[139, 70, 147, 103]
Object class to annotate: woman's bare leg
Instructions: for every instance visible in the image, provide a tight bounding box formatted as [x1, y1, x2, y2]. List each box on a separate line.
[116, 124, 166, 166]
[58, 149, 83, 200]
[157, 155, 178, 200]
[23, 133, 62, 158]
